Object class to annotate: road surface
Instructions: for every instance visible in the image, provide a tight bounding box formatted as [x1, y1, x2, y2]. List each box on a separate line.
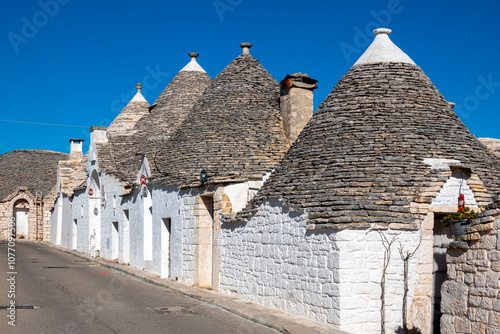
[0, 240, 277, 334]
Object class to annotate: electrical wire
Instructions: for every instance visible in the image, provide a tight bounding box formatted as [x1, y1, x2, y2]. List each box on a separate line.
[0, 119, 88, 128]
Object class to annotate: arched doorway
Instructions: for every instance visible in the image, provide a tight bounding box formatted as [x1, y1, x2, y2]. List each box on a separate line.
[13, 199, 30, 239]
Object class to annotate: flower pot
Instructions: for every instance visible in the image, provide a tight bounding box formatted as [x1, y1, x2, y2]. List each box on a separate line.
[450, 219, 472, 236]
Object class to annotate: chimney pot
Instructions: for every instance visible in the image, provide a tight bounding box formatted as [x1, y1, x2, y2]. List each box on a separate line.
[69, 139, 84, 160]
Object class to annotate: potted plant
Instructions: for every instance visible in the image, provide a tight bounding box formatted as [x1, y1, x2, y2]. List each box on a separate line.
[441, 207, 478, 236]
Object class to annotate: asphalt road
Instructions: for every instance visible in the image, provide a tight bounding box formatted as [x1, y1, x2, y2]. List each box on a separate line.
[0, 240, 278, 334]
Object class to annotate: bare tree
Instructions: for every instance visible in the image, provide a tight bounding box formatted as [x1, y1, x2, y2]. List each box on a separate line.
[378, 231, 399, 334]
[398, 224, 423, 333]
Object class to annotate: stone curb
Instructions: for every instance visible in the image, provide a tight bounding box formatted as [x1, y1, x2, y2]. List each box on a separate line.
[36, 241, 349, 334]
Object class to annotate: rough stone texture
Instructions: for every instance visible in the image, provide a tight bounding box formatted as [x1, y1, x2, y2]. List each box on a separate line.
[97, 70, 211, 184]
[279, 73, 318, 144]
[442, 199, 500, 333]
[106, 93, 149, 137]
[220, 199, 420, 333]
[0, 150, 68, 201]
[153, 53, 289, 188]
[0, 150, 68, 240]
[57, 153, 87, 197]
[234, 62, 500, 226]
[479, 138, 500, 161]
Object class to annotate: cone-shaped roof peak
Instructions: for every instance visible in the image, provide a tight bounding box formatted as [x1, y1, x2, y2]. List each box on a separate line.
[180, 52, 207, 73]
[153, 46, 288, 187]
[131, 83, 148, 102]
[354, 28, 415, 66]
[107, 83, 149, 137]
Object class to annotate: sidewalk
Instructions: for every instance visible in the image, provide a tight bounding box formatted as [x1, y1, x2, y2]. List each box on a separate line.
[40, 241, 349, 334]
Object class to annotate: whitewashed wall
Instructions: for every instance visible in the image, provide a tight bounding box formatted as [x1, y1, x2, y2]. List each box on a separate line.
[98, 173, 124, 261]
[151, 185, 183, 279]
[72, 189, 89, 254]
[121, 187, 155, 272]
[149, 181, 259, 285]
[59, 195, 74, 249]
[220, 199, 421, 334]
[430, 169, 478, 208]
[50, 196, 62, 245]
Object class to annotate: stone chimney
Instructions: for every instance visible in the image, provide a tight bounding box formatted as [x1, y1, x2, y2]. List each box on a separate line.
[279, 73, 318, 144]
[69, 139, 84, 160]
[89, 126, 107, 162]
[90, 126, 108, 145]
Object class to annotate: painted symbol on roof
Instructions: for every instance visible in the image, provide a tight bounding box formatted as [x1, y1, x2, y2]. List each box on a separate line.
[140, 175, 146, 185]
[88, 188, 94, 196]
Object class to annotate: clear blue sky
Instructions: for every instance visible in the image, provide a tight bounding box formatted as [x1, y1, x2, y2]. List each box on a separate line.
[1, 0, 499, 155]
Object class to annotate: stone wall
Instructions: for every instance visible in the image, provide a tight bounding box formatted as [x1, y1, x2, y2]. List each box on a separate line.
[220, 199, 421, 334]
[441, 201, 500, 334]
[0, 189, 52, 241]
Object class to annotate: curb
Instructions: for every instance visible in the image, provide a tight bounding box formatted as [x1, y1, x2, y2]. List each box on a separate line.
[35, 241, 349, 334]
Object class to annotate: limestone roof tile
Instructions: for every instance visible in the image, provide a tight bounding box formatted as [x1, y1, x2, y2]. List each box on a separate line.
[233, 31, 500, 226]
[106, 84, 150, 137]
[0, 150, 69, 201]
[153, 44, 289, 188]
[96, 55, 212, 183]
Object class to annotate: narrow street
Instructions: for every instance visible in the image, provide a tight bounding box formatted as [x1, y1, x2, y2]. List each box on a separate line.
[0, 240, 277, 334]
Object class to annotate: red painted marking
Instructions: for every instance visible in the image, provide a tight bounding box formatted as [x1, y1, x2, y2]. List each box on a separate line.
[101, 272, 106, 274]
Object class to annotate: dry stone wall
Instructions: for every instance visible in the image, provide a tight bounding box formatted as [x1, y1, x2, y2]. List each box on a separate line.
[441, 200, 500, 334]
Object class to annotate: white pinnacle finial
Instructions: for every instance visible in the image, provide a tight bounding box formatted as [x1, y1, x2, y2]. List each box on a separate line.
[180, 52, 206, 73]
[354, 28, 415, 66]
[131, 83, 147, 102]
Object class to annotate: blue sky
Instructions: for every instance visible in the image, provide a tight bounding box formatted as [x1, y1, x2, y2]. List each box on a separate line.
[1, 0, 499, 155]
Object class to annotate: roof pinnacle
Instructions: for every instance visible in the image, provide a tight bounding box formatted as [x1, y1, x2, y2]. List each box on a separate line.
[180, 52, 206, 73]
[131, 83, 147, 103]
[240, 42, 252, 55]
[353, 28, 415, 66]
[373, 28, 392, 35]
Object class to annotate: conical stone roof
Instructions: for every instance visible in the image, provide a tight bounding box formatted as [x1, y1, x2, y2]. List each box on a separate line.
[154, 43, 289, 188]
[106, 84, 149, 137]
[96, 54, 211, 183]
[234, 29, 500, 226]
[0, 150, 69, 201]
[133, 53, 211, 141]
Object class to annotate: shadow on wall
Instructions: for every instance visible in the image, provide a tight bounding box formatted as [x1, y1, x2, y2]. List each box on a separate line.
[396, 327, 423, 334]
